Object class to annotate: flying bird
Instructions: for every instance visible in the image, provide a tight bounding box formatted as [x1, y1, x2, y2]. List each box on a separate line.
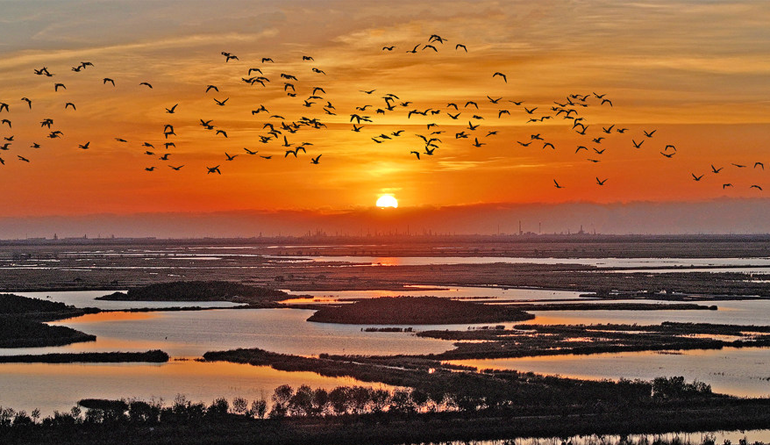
[553, 180, 564, 189]
[310, 155, 322, 164]
[139, 82, 153, 88]
[596, 177, 608, 186]
[103, 78, 115, 86]
[54, 83, 66, 91]
[207, 165, 221, 174]
[692, 173, 704, 181]
[21, 97, 32, 108]
[492, 72, 507, 83]
[165, 104, 178, 114]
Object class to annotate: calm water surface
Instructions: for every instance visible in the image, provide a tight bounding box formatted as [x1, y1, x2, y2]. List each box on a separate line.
[4, 278, 770, 414]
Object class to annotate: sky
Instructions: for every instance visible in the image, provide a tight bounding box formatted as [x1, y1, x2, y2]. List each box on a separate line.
[1, 0, 770, 237]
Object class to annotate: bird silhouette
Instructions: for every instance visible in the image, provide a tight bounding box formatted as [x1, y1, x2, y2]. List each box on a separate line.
[553, 179, 563, 188]
[165, 104, 178, 113]
[755, 162, 765, 170]
[65, 102, 76, 110]
[750, 185, 763, 191]
[225, 152, 237, 161]
[382, 46, 395, 51]
[139, 82, 153, 88]
[18, 155, 30, 163]
[103, 78, 115, 86]
[711, 165, 722, 173]
[54, 83, 66, 91]
[492, 72, 507, 83]
[214, 98, 229, 106]
[244, 148, 258, 155]
[169, 165, 185, 171]
[310, 154, 322, 164]
[692, 173, 704, 181]
[21, 97, 32, 108]
[78, 142, 90, 150]
[596, 177, 607, 185]
[643, 129, 657, 137]
[207, 165, 221, 174]
[455, 43, 467, 52]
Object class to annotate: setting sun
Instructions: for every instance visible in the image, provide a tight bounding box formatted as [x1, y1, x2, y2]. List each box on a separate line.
[376, 195, 399, 209]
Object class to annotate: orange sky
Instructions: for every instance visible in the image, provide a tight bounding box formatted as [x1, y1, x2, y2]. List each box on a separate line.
[1, 1, 770, 233]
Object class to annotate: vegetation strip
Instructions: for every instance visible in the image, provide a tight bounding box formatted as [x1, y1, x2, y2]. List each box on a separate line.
[0, 350, 169, 364]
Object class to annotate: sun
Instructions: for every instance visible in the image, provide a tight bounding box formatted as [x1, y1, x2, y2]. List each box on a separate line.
[376, 195, 398, 208]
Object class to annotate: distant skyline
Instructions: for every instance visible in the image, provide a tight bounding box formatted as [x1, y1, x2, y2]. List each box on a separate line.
[1, 1, 770, 235]
[2, 198, 770, 239]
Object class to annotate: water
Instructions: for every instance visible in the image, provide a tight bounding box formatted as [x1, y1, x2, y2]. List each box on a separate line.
[0, 360, 388, 416]
[4, 250, 770, 416]
[16, 290, 242, 310]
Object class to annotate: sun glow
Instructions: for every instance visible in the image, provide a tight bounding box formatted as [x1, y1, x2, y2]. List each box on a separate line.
[376, 195, 398, 208]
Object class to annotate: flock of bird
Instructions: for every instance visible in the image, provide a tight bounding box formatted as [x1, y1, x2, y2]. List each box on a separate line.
[0, 33, 765, 192]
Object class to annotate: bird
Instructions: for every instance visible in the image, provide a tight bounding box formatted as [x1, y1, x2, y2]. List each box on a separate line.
[207, 165, 221, 174]
[65, 102, 76, 110]
[410, 151, 421, 160]
[216, 129, 228, 138]
[310, 155, 322, 164]
[214, 98, 229, 106]
[78, 142, 90, 150]
[722, 183, 733, 189]
[660, 151, 675, 158]
[169, 165, 185, 171]
[139, 82, 153, 88]
[596, 177, 608, 185]
[145, 167, 155, 172]
[406, 44, 419, 53]
[524, 107, 537, 114]
[165, 104, 178, 114]
[382, 46, 395, 51]
[643, 129, 657, 137]
[1, 119, 10, 128]
[159, 153, 171, 161]
[21, 97, 32, 108]
[492, 72, 507, 83]
[472, 137, 485, 147]
[18, 155, 30, 163]
[224, 152, 237, 161]
[262, 57, 274, 63]
[750, 185, 763, 191]
[455, 43, 467, 52]
[711, 165, 722, 173]
[601, 99, 612, 106]
[0, 102, 9, 112]
[543, 142, 555, 150]
[692, 173, 704, 181]
[632, 140, 644, 148]
[54, 83, 66, 91]
[103, 78, 115, 86]
[244, 148, 258, 155]
[553, 180, 564, 189]
[732, 163, 746, 168]
[755, 162, 765, 170]
[205, 85, 219, 93]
